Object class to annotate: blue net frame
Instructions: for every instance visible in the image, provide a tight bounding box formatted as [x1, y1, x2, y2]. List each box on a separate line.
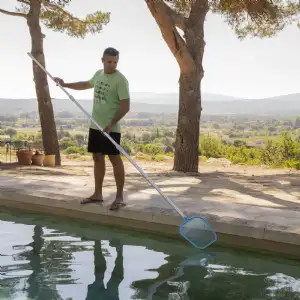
[179, 216, 217, 249]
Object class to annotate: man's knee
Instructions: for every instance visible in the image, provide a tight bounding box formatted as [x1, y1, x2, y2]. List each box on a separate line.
[93, 153, 105, 162]
[108, 154, 122, 166]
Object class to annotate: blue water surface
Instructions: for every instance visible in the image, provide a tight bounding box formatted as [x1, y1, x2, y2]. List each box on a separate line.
[0, 208, 300, 300]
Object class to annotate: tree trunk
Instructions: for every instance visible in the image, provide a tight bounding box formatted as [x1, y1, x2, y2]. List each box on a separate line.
[145, 0, 208, 173]
[173, 1, 207, 173]
[27, 0, 61, 166]
[174, 70, 202, 173]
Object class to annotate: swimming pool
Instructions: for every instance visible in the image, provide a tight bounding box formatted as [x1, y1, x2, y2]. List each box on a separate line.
[1, 208, 300, 300]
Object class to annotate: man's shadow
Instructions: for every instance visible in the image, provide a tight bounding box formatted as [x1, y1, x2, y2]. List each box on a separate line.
[85, 239, 124, 300]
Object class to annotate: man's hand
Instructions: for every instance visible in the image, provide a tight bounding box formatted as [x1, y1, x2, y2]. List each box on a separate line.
[103, 123, 113, 133]
[54, 77, 65, 87]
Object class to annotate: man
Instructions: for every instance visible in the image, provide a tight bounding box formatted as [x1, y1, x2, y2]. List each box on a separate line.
[54, 47, 130, 211]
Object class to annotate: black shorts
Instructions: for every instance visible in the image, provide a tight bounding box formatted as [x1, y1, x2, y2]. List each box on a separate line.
[87, 128, 121, 155]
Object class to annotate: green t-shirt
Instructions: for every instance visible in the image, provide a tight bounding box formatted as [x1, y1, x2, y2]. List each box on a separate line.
[88, 69, 130, 133]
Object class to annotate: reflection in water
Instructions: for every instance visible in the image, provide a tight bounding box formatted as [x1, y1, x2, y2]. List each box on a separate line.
[146, 253, 212, 300]
[24, 225, 63, 300]
[1, 210, 300, 300]
[85, 240, 124, 299]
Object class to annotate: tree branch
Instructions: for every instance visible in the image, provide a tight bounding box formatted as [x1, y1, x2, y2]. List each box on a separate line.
[188, 0, 209, 23]
[42, 1, 80, 21]
[164, 2, 187, 30]
[145, 0, 195, 73]
[16, 0, 30, 4]
[39, 0, 109, 38]
[0, 8, 27, 18]
[184, 0, 208, 75]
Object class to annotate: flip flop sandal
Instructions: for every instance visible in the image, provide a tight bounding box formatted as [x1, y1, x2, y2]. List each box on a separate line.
[109, 201, 126, 211]
[80, 198, 103, 204]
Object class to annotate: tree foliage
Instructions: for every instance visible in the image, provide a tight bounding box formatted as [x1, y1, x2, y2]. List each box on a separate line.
[145, 0, 300, 173]
[0, 0, 110, 166]
[1, 0, 110, 38]
[165, 0, 300, 39]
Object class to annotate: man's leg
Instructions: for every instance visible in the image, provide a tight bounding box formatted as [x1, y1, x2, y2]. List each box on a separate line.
[105, 132, 126, 210]
[92, 153, 106, 200]
[108, 154, 125, 202]
[82, 128, 106, 204]
[81, 153, 105, 204]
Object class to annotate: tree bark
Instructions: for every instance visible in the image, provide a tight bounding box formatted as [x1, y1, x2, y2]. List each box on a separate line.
[174, 70, 202, 172]
[27, 0, 61, 165]
[146, 0, 208, 173]
[0, 8, 27, 18]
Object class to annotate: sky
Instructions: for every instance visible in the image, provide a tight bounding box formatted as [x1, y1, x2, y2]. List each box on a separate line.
[0, 0, 300, 101]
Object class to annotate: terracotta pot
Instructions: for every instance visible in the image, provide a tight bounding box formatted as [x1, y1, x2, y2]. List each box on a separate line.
[32, 154, 45, 166]
[17, 150, 33, 165]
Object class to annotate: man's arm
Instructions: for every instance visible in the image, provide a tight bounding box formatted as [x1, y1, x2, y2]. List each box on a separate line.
[103, 99, 130, 132]
[54, 78, 93, 90]
[63, 81, 92, 90]
[110, 99, 130, 127]
[104, 76, 130, 132]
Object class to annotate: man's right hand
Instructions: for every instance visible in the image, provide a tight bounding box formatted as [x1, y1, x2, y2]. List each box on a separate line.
[52, 79, 92, 90]
[54, 77, 65, 87]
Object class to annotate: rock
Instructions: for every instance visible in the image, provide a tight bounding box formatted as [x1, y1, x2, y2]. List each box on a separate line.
[207, 157, 231, 167]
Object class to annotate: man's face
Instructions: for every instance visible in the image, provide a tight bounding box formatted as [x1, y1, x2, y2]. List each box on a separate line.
[102, 55, 119, 73]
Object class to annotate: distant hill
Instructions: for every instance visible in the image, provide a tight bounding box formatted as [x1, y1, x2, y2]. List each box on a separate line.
[129, 92, 240, 105]
[0, 92, 299, 116]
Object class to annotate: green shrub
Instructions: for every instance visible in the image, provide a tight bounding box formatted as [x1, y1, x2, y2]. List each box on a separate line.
[121, 139, 133, 155]
[137, 143, 163, 155]
[284, 160, 300, 170]
[119, 130, 299, 170]
[199, 131, 299, 169]
[59, 137, 76, 150]
[65, 146, 86, 155]
[199, 134, 224, 158]
[225, 145, 262, 165]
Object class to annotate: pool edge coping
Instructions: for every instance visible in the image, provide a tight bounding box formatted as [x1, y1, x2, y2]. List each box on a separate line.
[1, 189, 300, 259]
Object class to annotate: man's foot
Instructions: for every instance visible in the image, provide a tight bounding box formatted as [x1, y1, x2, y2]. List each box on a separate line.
[80, 194, 103, 204]
[109, 199, 126, 211]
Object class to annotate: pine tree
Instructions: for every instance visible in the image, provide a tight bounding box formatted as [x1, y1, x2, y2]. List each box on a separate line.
[0, 0, 110, 165]
[145, 0, 300, 172]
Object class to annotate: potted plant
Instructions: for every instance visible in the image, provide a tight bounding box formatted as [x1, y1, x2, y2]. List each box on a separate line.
[15, 139, 34, 165]
[31, 150, 45, 166]
[16, 148, 33, 165]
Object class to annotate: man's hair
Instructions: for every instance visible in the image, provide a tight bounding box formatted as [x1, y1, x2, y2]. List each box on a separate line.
[103, 47, 119, 57]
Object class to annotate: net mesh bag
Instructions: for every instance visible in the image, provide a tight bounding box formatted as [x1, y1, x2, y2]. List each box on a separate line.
[180, 217, 216, 249]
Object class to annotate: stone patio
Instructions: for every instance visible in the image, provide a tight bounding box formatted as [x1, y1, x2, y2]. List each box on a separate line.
[0, 160, 299, 258]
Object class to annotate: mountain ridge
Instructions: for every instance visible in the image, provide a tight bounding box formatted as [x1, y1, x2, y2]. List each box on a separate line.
[2, 91, 299, 102]
[0, 92, 299, 116]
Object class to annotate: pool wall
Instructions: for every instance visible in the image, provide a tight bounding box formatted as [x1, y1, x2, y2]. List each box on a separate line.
[1, 188, 300, 260]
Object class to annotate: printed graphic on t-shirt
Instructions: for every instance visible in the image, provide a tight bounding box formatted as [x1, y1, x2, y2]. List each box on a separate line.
[94, 81, 110, 104]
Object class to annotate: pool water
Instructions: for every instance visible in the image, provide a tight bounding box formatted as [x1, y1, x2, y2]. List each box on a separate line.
[1, 208, 300, 300]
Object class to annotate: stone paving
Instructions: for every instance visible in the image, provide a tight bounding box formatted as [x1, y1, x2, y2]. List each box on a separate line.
[0, 160, 299, 256]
